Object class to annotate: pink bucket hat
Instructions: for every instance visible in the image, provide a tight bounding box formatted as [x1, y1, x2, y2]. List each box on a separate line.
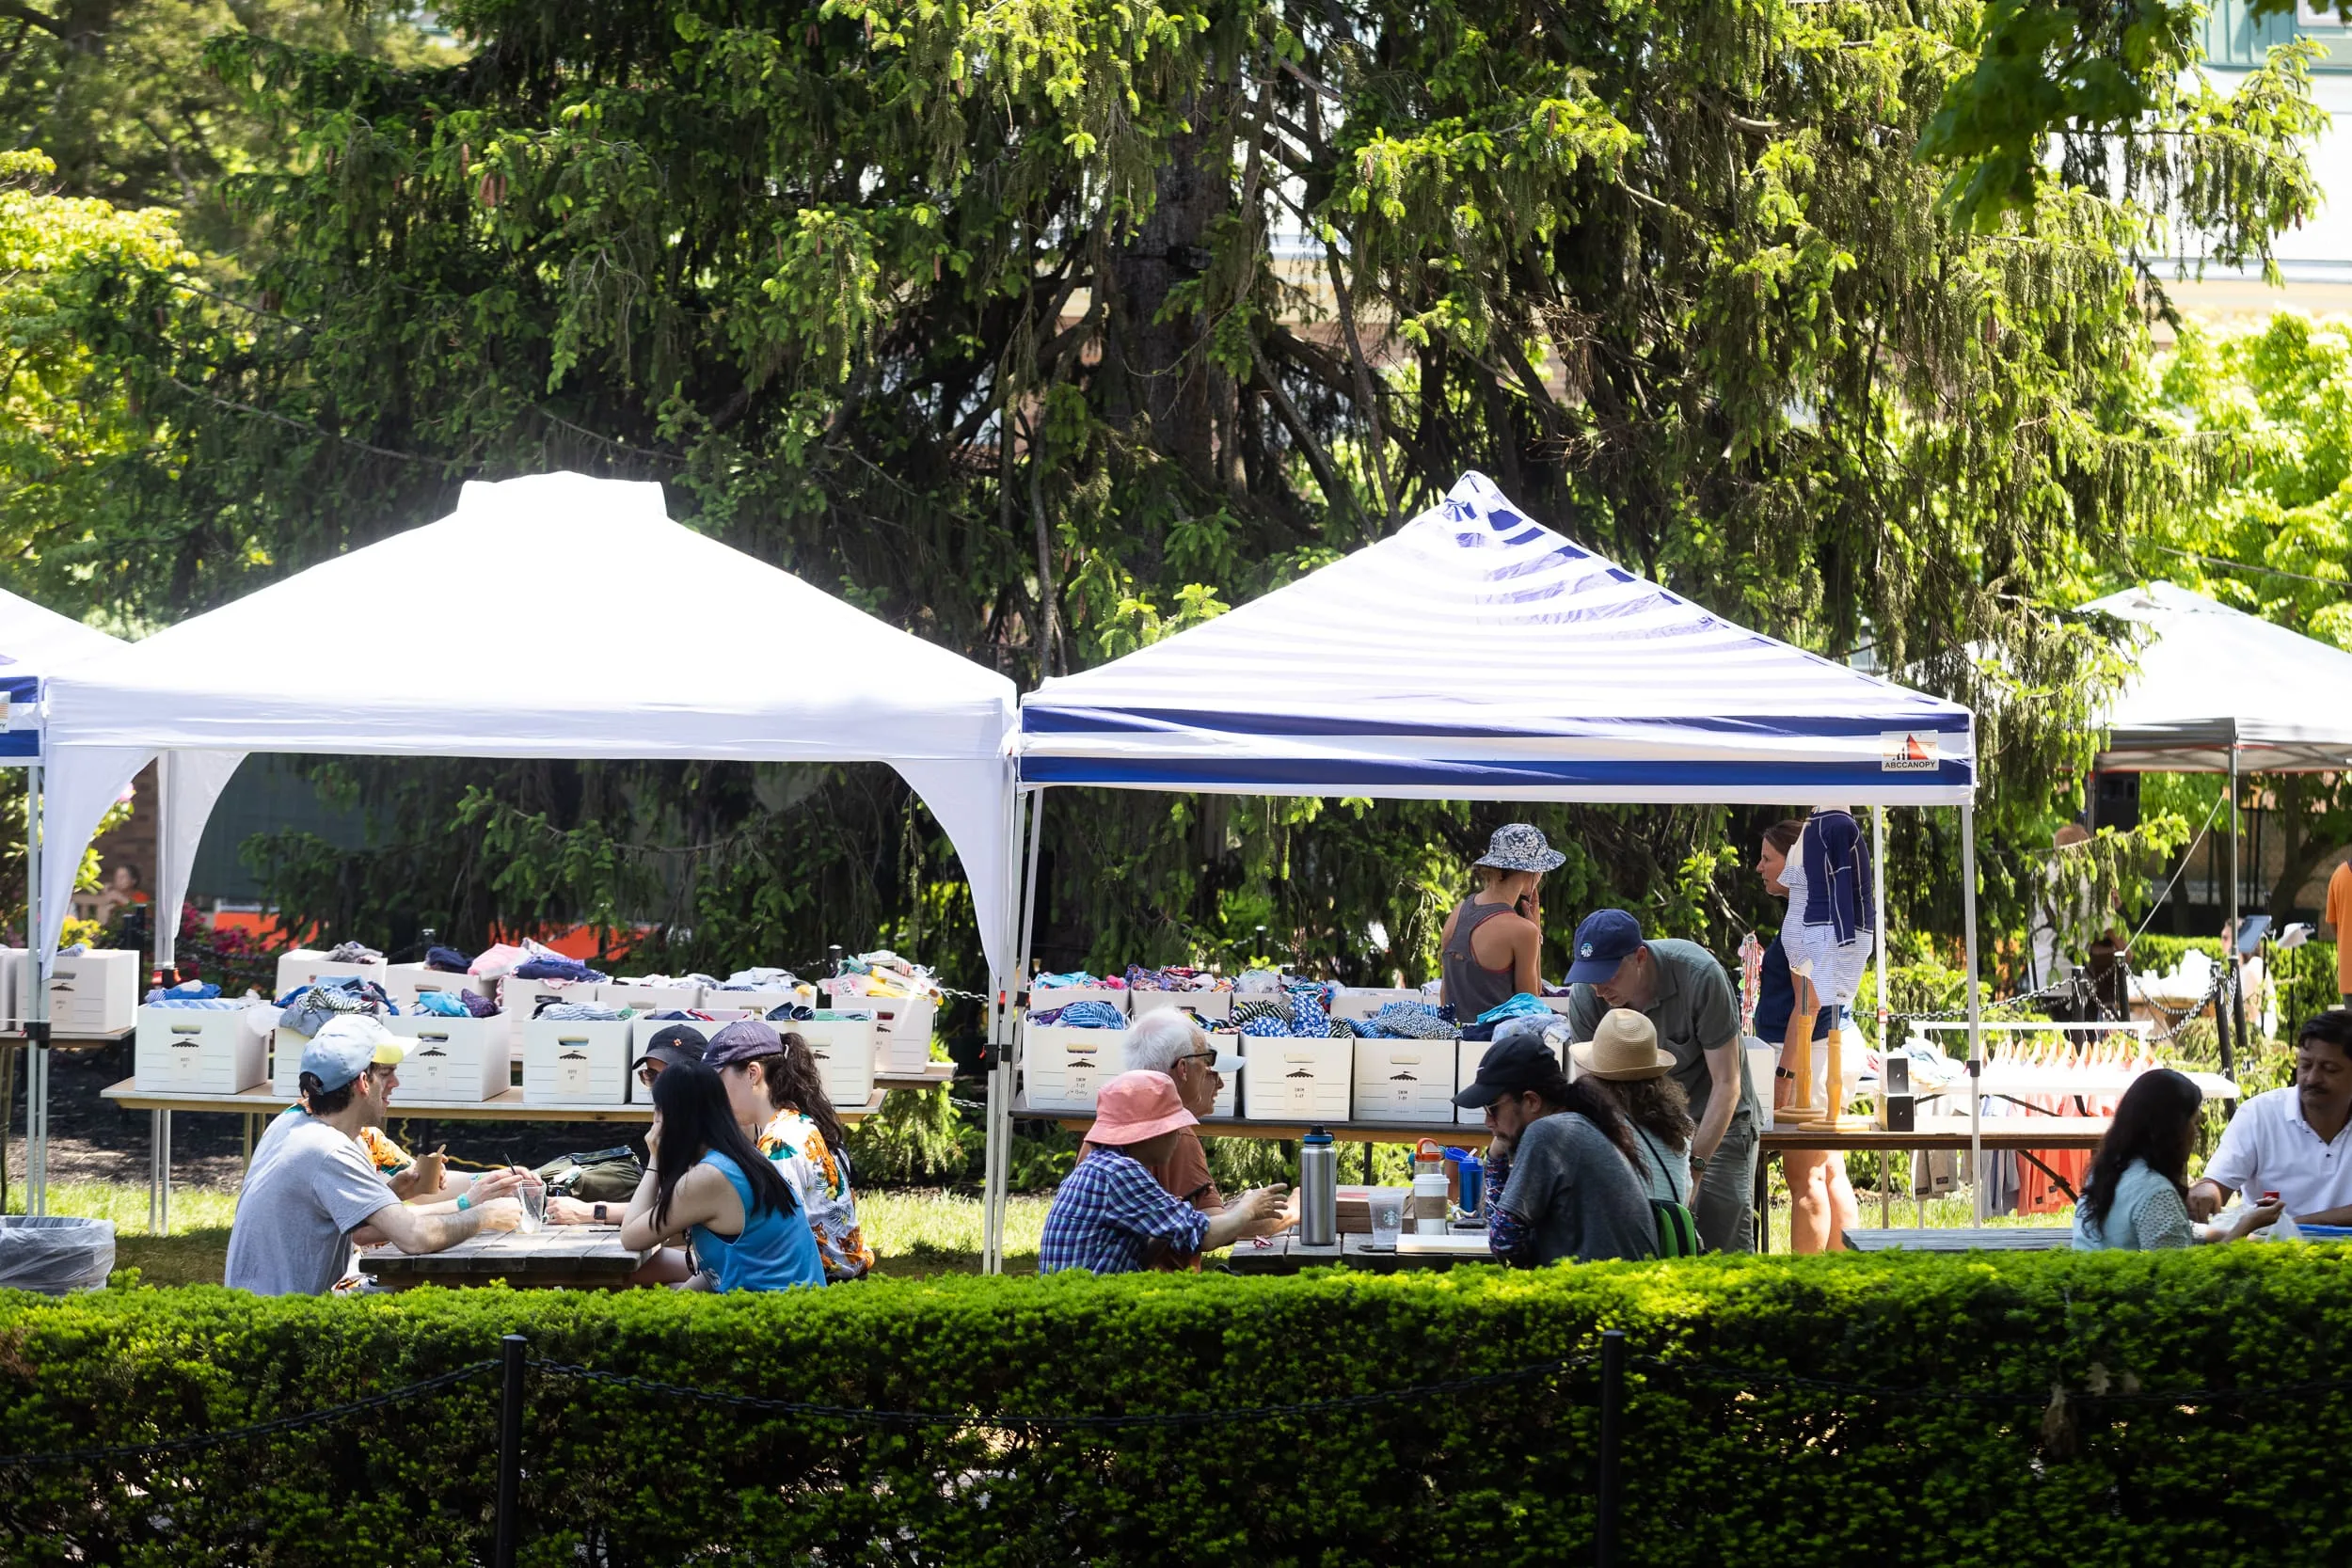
[1084, 1070, 1199, 1147]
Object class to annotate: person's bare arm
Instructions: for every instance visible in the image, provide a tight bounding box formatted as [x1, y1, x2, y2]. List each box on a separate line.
[1201, 1187, 1285, 1250]
[1692, 1037, 1740, 1162]
[619, 1163, 737, 1251]
[1437, 906, 1460, 1006]
[362, 1196, 489, 1256]
[2187, 1179, 2233, 1221]
[1509, 915, 1544, 999]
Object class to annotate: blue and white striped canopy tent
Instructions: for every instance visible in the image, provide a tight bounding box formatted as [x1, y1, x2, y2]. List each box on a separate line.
[1019, 471, 1975, 803]
[971, 472, 1994, 1268]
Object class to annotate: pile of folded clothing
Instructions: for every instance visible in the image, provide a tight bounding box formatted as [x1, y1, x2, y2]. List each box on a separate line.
[1124, 965, 1232, 993]
[1028, 1000, 1127, 1029]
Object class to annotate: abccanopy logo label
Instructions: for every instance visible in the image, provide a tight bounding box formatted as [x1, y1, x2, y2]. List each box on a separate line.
[1879, 731, 1939, 771]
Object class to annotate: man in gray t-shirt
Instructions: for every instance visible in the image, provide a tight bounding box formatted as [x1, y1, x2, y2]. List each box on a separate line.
[1565, 909, 1760, 1253]
[225, 1016, 530, 1295]
[1454, 1035, 1656, 1265]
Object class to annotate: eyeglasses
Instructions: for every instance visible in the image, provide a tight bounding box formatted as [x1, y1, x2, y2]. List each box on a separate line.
[635, 1063, 661, 1085]
[1174, 1051, 1217, 1069]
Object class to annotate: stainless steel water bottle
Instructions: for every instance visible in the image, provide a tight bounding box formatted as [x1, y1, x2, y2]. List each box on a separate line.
[1299, 1127, 1338, 1245]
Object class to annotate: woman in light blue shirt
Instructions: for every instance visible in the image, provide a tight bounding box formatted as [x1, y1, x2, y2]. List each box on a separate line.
[2074, 1069, 2280, 1250]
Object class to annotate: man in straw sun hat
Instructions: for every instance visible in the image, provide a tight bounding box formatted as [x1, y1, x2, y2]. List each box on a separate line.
[1039, 1071, 1293, 1275]
[1572, 1008, 1699, 1206]
[1440, 823, 1565, 1019]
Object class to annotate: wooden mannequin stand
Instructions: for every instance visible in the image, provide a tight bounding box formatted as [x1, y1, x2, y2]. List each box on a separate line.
[1798, 1022, 1872, 1132]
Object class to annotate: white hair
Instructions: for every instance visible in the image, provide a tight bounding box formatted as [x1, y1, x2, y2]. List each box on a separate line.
[1123, 1007, 1204, 1073]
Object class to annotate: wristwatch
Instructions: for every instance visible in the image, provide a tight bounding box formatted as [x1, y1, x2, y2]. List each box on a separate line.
[594, 1203, 609, 1224]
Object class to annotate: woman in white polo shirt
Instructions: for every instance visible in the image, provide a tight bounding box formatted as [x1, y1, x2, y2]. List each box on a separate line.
[2190, 1010, 2352, 1227]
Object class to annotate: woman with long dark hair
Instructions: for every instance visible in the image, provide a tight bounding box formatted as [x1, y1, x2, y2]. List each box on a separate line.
[1756, 817, 1858, 1251]
[709, 1020, 875, 1281]
[2074, 1069, 2280, 1249]
[618, 1059, 826, 1291]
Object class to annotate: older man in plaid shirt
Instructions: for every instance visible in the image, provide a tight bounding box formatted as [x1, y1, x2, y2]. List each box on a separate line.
[1040, 1071, 1292, 1275]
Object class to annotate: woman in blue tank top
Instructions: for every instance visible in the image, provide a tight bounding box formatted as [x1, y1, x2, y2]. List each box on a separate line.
[619, 1060, 825, 1291]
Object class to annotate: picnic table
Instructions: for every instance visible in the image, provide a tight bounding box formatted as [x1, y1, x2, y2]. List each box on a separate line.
[1839, 1227, 2073, 1253]
[360, 1225, 653, 1289]
[1221, 1233, 1493, 1275]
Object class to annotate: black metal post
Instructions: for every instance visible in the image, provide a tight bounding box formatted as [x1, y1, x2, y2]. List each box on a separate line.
[1596, 1329, 1625, 1568]
[494, 1333, 526, 1568]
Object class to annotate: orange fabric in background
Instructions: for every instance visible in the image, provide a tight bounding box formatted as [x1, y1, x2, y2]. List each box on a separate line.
[201, 911, 646, 964]
[2328, 862, 2352, 995]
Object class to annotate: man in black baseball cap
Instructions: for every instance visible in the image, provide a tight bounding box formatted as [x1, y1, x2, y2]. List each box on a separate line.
[1453, 1030, 1655, 1266]
[630, 1023, 707, 1095]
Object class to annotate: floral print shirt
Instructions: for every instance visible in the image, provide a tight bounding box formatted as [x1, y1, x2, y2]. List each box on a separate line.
[757, 1108, 874, 1281]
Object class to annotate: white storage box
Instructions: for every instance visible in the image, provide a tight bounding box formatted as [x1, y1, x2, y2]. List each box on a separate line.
[1459, 1034, 1565, 1125]
[1241, 1036, 1352, 1122]
[1028, 985, 1130, 1017]
[704, 986, 802, 1019]
[799, 1017, 878, 1111]
[599, 979, 704, 1014]
[383, 962, 496, 1014]
[1200, 1029, 1243, 1117]
[43, 949, 141, 1036]
[523, 1017, 633, 1106]
[1019, 1024, 1129, 1113]
[501, 977, 604, 1048]
[135, 1006, 267, 1094]
[1351, 1039, 1457, 1124]
[1132, 990, 1233, 1022]
[276, 948, 388, 998]
[1543, 996, 1579, 1017]
[271, 1027, 308, 1100]
[389, 1015, 511, 1104]
[1327, 988, 1423, 1022]
[0, 946, 16, 1027]
[866, 995, 939, 1074]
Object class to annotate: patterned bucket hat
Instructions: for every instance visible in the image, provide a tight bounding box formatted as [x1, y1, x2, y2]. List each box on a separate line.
[1474, 823, 1565, 874]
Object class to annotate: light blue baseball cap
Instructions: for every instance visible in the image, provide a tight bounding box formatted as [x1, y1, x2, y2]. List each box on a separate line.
[300, 1014, 405, 1092]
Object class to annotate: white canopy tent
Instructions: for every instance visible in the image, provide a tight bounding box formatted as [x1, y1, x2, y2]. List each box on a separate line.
[2080, 580, 2352, 1070]
[32, 472, 1024, 1208]
[982, 472, 1988, 1261]
[0, 587, 133, 1216]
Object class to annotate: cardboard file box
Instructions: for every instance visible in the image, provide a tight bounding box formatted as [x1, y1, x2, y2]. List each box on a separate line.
[1241, 1036, 1352, 1122]
[799, 1017, 878, 1111]
[1131, 990, 1234, 1022]
[864, 994, 939, 1074]
[1019, 1024, 1129, 1113]
[599, 980, 704, 1015]
[523, 1017, 633, 1106]
[1200, 1029, 1243, 1117]
[389, 1015, 511, 1104]
[276, 948, 388, 998]
[43, 948, 141, 1036]
[1351, 1040, 1457, 1123]
[1460, 1034, 1564, 1126]
[1327, 988, 1424, 1022]
[271, 1027, 309, 1100]
[1027, 986, 1130, 1017]
[383, 962, 495, 1014]
[702, 985, 801, 1021]
[135, 1006, 266, 1094]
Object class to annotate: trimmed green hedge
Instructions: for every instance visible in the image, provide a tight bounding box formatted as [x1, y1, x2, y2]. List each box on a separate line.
[6, 1252, 2352, 1565]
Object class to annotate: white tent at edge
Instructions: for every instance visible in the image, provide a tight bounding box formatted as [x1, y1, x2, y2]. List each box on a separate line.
[2080, 579, 2352, 1068]
[976, 471, 1989, 1266]
[31, 473, 1025, 1216]
[0, 586, 136, 1217]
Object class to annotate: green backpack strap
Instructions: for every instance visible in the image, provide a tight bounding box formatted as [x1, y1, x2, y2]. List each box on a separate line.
[1631, 1123, 1704, 1257]
[1651, 1198, 1703, 1258]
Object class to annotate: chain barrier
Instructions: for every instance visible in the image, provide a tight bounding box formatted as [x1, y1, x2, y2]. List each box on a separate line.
[1640, 1356, 2352, 1408]
[0, 1359, 498, 1470]
[527, 1354, 1597, 1431]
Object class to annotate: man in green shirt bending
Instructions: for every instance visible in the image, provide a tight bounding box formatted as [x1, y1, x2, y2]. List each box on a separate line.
[1565, 909, 1760, 1252]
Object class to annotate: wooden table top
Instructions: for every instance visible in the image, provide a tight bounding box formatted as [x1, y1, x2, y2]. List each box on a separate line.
[1222, 1234, 1491, 1274]
[101, 1078, 902, 1122]
[1840, 1227, 2074, 1253]
[361, 1224, 652, 1282]
[1761, 1116, 2110, 1150]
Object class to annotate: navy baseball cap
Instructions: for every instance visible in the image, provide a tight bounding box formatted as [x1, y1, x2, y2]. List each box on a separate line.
[704, 1019, 786, 1069]
[1565, 909, 1645, 985]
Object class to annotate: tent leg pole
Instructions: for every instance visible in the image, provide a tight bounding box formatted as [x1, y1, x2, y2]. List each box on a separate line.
[24, 760, 44, 1218]
[987, 788, 1046, 1274]
[1962, 803, 1984, 1224]
[151, 752, 174, 982]
[1873, 806, 1889, 1050]
[2226, 753, 2244, 1080]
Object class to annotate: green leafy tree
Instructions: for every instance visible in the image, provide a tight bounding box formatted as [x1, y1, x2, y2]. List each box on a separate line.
[14, 0, 2328, 980]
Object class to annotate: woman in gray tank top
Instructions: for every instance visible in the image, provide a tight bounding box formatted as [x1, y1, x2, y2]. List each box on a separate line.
[1439, 824, 1566, 1018]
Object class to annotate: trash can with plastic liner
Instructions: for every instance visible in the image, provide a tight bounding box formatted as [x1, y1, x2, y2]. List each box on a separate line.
[0, 1215, 116, 1294]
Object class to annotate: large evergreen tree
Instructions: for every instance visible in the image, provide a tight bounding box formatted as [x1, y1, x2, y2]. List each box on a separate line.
[24, 0, 2328, 981]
